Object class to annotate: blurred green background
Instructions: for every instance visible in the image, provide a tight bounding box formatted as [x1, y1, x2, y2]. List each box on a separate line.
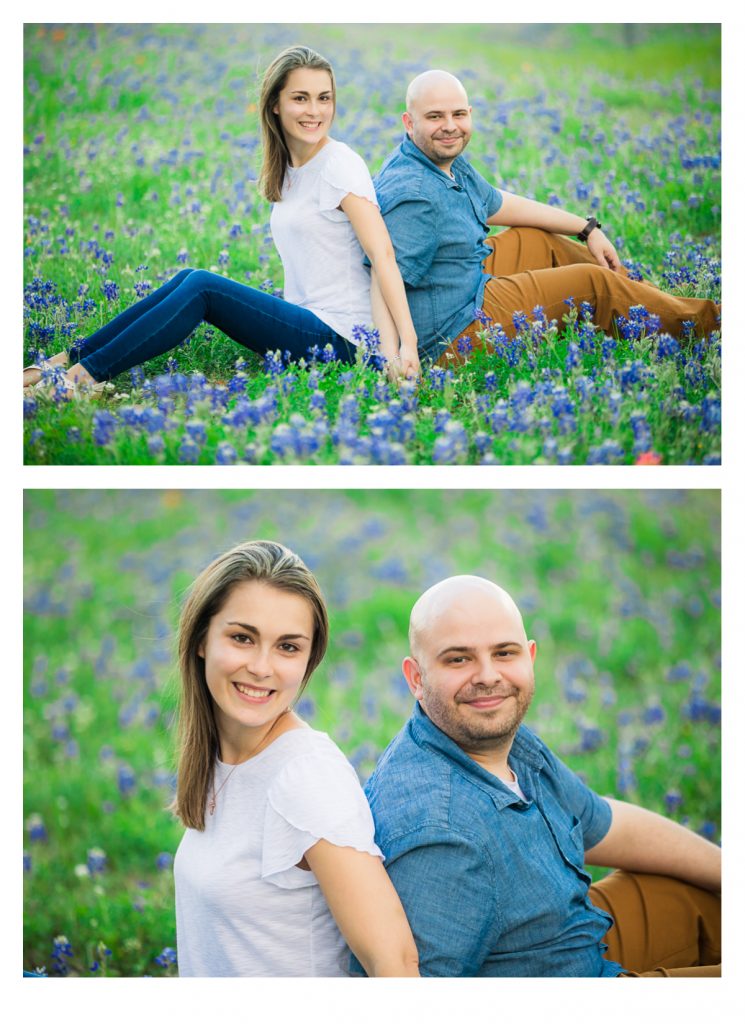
[23, 488, 720, 975]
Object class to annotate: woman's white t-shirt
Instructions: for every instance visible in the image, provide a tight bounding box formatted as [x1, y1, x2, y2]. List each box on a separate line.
[270, 139, 378, 343]
[174, 727, 382, 977]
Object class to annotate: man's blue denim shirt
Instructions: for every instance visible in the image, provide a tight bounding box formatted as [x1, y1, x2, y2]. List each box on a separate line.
[355, 702, 621, 977]
[372, 135, 503, 357]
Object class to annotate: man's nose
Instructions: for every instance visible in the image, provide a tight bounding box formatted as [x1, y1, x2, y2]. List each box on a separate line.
[473, 656, 502, 683]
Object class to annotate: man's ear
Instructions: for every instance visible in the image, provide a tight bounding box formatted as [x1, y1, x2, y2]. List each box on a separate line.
[402, 111, 414, 137]
[402, 655, 424, 699]
[528, 639, 537, 664]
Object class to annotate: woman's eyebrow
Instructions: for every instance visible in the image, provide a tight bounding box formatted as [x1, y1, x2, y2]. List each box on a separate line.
[226, 621, 310, 641]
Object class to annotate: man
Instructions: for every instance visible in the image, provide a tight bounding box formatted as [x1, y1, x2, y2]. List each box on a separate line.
[357, 575, 720, 976]
[373, 71, 720, 376]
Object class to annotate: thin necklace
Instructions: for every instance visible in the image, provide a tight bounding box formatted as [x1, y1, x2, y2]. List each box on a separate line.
[209, 762, 238, 815]
[209, 712, 288, 814]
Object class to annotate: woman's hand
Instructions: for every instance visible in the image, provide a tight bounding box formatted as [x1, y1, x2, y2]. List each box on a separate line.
[384, 345, 420, 383]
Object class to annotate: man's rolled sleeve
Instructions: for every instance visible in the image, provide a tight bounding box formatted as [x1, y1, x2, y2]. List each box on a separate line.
[383, 827, 500, 977]
[487, 185, 503, 219]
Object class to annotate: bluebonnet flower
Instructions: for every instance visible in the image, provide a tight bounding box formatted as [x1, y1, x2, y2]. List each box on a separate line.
[642, 702, 665, 725]
[586, 439, 625, 465]
[102, 279, 119, 302]
[51, 935, 74, 976]
[215, 441, 238, 464]
[177, 437, 200, 464]
[185, 419, 207, 445]
[616, 751, 637, 796]
[432, 419, 469, 464]
[91, 410, 118, 446]
[154, 947, 178, 968]
[666, 662, 692, 682]
[156, 852, 174, 871]
[117, 763, 137, 796]
[426, 365, 448, 391]
[27, 813, 47, 843]
[664, 790, 683, 814]
[87, 847, 107, 874]
[147, 435, 165, 457]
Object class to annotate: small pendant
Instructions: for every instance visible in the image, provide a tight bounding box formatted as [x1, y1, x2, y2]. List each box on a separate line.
[209, 799, 216, 815]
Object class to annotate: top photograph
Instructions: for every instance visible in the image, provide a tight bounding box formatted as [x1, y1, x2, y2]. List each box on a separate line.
[22, 23, 721, 466]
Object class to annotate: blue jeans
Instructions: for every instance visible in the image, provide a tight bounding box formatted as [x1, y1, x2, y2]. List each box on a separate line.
[72, 269, 358, 381]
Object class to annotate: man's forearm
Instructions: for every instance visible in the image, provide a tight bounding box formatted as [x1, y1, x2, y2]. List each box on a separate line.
[489, 190, 589, 235]
[585, 798, 721, 892]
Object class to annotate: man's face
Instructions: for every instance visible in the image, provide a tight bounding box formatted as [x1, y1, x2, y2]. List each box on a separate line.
[403, 589, 536, 749]
[403, 79, 472, 168]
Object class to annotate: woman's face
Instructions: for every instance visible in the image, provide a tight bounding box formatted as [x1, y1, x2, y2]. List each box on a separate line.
[273, 66, 334, 151]
[198, 580, 315, 745]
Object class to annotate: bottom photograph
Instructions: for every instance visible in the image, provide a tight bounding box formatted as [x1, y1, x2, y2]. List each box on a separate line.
[23, 488, 721, 979]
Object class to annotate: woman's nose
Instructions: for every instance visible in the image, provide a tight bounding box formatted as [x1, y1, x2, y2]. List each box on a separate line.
[245, 648, 272, 678]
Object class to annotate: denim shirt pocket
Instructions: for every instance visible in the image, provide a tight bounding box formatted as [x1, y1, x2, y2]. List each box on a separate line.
[562, 816, 587, 871]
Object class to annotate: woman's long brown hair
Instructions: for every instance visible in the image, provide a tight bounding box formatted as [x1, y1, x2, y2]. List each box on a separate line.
[173, 539, 329, 830]
[258, 45, 336, 203]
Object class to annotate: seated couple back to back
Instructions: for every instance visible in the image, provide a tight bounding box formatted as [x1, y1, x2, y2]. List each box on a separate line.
[173, 541, 721, 978]
[25, 53, 718, 398]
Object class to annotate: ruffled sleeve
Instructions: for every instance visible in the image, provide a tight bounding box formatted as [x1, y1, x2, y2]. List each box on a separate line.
[318, 145, 378, 218]
[262, 748, 383, 889]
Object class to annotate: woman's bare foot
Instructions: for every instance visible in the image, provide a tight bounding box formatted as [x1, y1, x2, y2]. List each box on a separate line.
[23, 351, 69, 388]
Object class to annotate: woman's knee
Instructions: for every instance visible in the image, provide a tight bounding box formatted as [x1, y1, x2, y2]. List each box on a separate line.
[177, 268, 219, 294]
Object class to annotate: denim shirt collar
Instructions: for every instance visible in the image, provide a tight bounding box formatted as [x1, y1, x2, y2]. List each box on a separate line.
[409, 702, 545, 808]
[399, 134, 468, 188]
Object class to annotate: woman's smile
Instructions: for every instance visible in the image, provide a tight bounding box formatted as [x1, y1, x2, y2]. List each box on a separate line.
[231, 681, 276, 703]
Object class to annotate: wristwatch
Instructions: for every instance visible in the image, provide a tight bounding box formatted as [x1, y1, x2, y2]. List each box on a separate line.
[576, 217, 601, 243]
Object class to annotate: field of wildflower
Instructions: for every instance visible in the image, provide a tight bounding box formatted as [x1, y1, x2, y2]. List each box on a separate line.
[23, 488, 721, 976]
[23, 23, 721, 465]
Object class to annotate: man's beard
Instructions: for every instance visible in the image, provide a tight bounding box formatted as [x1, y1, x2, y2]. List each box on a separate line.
[413, 130, 468, 167]
[420, 678, 534, 749]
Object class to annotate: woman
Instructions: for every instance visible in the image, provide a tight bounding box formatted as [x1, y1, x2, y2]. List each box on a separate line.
[172, 539, 420, 977]
[24, 46, 419, 396]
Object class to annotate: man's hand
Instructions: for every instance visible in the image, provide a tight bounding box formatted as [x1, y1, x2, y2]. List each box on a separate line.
[586, 228, 622, 272]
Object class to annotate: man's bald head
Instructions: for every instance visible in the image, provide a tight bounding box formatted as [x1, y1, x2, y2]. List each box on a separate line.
[405, 70, 469, 114]
[402, 70, 473, 171]
[409, 575, 527, 661]
[403, 575, 536, 754]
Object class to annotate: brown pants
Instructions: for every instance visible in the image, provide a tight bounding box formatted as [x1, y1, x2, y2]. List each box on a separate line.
[589, 870, 721, 977]
[438, 227, 720, 364]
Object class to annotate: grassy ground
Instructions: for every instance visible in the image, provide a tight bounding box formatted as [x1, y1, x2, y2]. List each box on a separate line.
[23, 23, 721, 464]
[23, 488, 721, 975]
